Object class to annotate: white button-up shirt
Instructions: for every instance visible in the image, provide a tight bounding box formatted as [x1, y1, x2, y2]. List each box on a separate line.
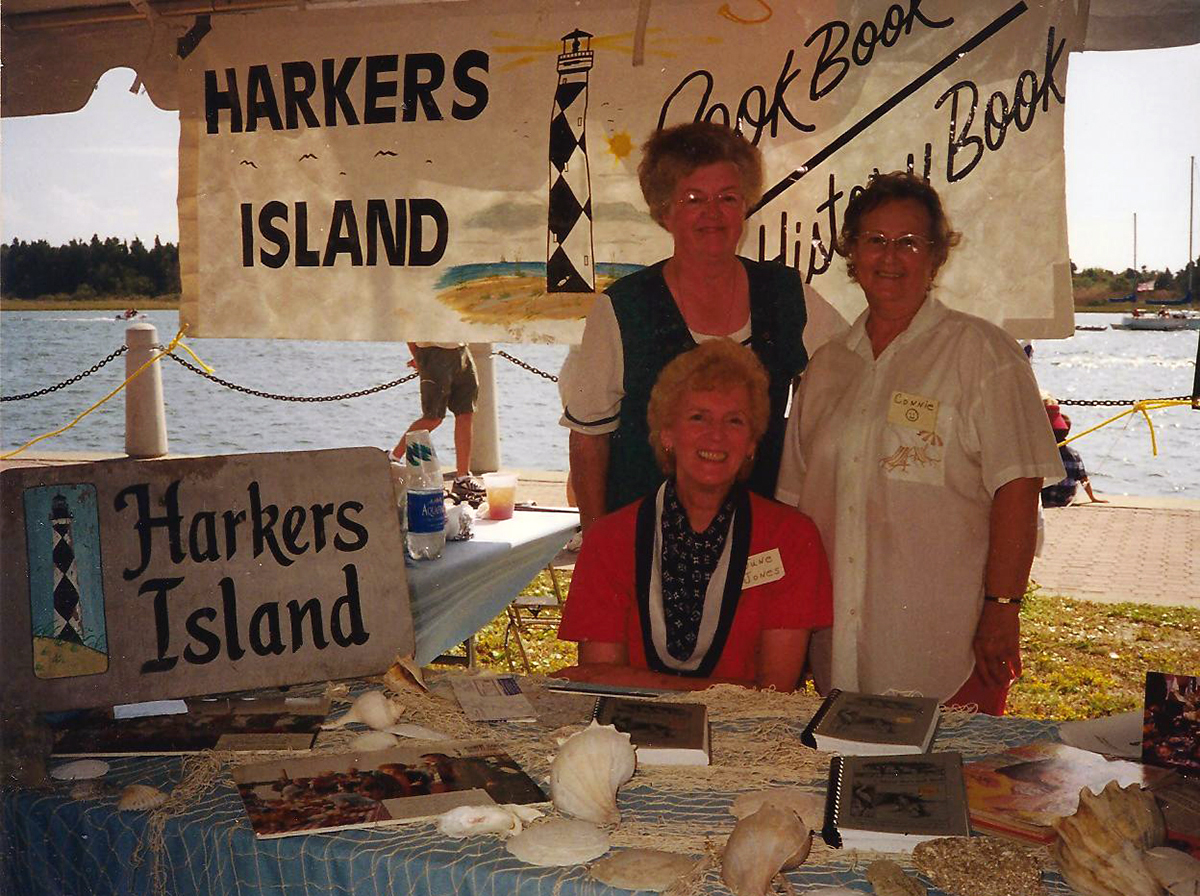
[776, 297, 1064, 699]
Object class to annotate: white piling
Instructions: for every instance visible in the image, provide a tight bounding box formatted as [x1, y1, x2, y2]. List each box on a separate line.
[469, 342, 500, 473]
[124, 322, 168, 458]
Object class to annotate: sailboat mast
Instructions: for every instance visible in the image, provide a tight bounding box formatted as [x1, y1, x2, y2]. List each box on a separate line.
[1189, 155, 1194, 300]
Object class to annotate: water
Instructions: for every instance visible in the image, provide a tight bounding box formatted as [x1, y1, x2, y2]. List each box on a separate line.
[2, 311, 1197, 498]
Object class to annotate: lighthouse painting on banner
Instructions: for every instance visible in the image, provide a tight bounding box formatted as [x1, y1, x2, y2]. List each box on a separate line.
[547, 28, 596, 294]
[23, 484, 109, 679]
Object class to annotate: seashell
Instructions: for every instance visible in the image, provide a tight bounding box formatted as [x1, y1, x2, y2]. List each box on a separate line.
[382, 656, 427, 694]
[320, 691, 405, 731]
[383, 722, 452, 741]
[913, 837, 1044, 896]
[436, 803, 543, 839]
[349, 731, 400, 752]
[721, 802, 812, 896]
[1145, 846, 1200, 896]
[589, 848, 703, 892]
[117, 784, 168, 811]
[730, 787, 824, 828]
[506, 818, 611, 866]
[51, 759, 110, 781]
[550, 720, 636, 825]
[865, 859, 926, 896]
[1051, 781, 1166, 896]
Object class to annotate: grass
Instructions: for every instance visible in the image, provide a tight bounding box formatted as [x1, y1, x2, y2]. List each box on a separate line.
[439, 573, 1200, 722]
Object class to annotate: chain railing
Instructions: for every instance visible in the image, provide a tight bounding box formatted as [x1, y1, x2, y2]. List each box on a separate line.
[0, 346, 128, 401]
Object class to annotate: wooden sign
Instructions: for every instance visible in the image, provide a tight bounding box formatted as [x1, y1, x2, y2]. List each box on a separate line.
[0, 448, 412, 712]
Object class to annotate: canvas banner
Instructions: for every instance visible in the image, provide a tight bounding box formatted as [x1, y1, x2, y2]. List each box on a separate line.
[178, 0, 1086, 342]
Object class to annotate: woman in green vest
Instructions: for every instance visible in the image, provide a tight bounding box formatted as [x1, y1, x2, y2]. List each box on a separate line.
[558, 121, 808, 535]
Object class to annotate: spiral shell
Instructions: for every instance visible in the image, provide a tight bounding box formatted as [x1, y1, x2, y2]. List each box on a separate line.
[550, 720, 636, 825]
[117, 784, 168, 811]
[320, 691, 405, 731]
[1051, 780, 1166, 896]
[436, 803, 543, 839]
[721, 802, 812, 896]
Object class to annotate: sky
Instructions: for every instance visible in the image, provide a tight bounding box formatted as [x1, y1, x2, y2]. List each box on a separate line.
[1, 43, 1198, 273]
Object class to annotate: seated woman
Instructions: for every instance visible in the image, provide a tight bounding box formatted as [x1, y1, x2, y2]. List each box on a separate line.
[554, 340, 832, 692]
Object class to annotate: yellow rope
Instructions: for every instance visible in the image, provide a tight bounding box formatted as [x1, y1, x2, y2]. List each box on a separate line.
[1, 325, 213, 461]
[1058, 399, 1190, 457]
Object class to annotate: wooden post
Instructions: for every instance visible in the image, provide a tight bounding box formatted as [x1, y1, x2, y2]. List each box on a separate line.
[469, 343, 500, 473]
[124, 322, 168, 458]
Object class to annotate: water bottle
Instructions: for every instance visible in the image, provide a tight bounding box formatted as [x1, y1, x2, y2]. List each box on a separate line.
[405, 430, 446, 560]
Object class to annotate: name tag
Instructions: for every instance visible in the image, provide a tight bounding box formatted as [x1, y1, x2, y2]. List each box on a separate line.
[888, 390, 940, 431]
[742, 549, 785, 589]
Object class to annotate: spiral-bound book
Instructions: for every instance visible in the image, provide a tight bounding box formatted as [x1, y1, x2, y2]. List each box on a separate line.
[822, 752, 970, 853]
[592, 696, 710, 766]
[800, 689, 940, 755]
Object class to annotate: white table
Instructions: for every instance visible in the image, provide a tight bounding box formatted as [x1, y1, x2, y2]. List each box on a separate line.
[406, 510, 578, 665]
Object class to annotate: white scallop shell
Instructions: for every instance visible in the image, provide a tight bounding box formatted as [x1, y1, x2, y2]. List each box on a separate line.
[51, 759, 110, 781]
[550, 720, 636, 825]
[589, 848, 702, 892]
[320, 691, 405, 730]
[348, 731, 400, 752]
[436, 803, 544, 839]
[117, 784, 168, 811]
[729, 787, 824, 828]
[721, 803, 812, 896]
[506, 818, 611, 866]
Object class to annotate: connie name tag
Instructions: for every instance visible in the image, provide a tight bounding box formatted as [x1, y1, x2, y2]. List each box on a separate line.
[888, 391, 940, 431]
[742, 549, 784, 589]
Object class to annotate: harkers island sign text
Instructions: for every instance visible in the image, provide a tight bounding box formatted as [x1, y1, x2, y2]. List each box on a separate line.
[0, 449, 412, 712]
[179, 0, 1085, 343]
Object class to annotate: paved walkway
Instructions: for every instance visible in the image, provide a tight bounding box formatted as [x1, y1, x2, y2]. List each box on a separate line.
[5, 455, 1196, 609]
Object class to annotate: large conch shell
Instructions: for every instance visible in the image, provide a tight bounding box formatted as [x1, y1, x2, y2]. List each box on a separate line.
[321, 691, 404, 731]
[589, 848, 705, 892]
[1051, 780, 1167, 896]
[1145, 846, 1200, 896]
[550, 720, 636, 825]
[721, 802, 812, 896]
[436, 803, 544, 839]
[506, 818, 611, 866]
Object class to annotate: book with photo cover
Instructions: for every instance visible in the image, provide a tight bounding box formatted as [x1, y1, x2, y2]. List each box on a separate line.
[800, 689, 940, 755]
[963, 741, 1166, 844]
[822, 752, 970, 853]
[51, 694, 330, 756]
[592, 696, 710, 766]
[232, 740, 549, 838]
[1142, 671, 1200, 777]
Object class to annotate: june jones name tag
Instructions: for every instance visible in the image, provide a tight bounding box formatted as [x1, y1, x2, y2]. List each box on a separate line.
[742, 549, 784, 589]
[888, 391, 939, 431]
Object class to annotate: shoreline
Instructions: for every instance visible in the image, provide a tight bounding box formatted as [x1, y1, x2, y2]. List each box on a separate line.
[1, 297, 180, 311]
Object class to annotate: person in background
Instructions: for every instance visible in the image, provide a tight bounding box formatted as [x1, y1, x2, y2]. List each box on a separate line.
[393, 342, 482, 498]
[1040, 405, 1107, 507]
[558, 121, 808, 535]
[775, 171, 1065, 714]
[554, 340, 832, 692]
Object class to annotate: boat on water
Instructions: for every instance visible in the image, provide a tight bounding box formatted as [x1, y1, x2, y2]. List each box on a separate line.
[1074, 324, 1108, 331]
[1111, 308, 1200, 331]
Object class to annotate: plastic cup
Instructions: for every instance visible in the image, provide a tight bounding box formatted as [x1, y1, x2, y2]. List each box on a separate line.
[483, 472, 518, 520]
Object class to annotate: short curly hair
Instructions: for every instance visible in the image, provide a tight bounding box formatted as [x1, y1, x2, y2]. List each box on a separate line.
[837, 170, 961, 281]
[647, 339, 770, 478]
[638, 121, 763, 227]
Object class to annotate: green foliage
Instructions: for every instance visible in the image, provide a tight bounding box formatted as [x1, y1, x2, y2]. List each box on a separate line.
[1, 236, 180, 300]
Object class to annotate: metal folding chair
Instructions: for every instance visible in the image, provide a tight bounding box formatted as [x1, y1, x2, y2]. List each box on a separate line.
[503, 565, 566, 673]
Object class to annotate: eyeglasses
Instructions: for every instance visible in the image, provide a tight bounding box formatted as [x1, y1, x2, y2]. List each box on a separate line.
[676, 190, 744, 211]
[855, 231, 934, 255]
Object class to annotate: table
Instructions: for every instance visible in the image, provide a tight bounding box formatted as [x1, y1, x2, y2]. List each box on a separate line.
[407, 510, 579, 666]
[2, 684, 1084, 896]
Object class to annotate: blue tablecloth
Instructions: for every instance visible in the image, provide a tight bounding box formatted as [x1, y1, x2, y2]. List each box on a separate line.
[2, 704, 1082, 896]
[408, 510, 578, 665]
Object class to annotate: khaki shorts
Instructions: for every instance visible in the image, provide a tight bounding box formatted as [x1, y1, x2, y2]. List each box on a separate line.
[413, 345, 479, 418]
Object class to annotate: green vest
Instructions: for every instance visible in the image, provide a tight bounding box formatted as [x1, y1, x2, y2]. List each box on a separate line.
[605, 257, 808, 512]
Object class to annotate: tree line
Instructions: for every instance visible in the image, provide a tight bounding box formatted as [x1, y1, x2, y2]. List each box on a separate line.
[1072, 258, 1198, 303]
[1, 236, 180, 299]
